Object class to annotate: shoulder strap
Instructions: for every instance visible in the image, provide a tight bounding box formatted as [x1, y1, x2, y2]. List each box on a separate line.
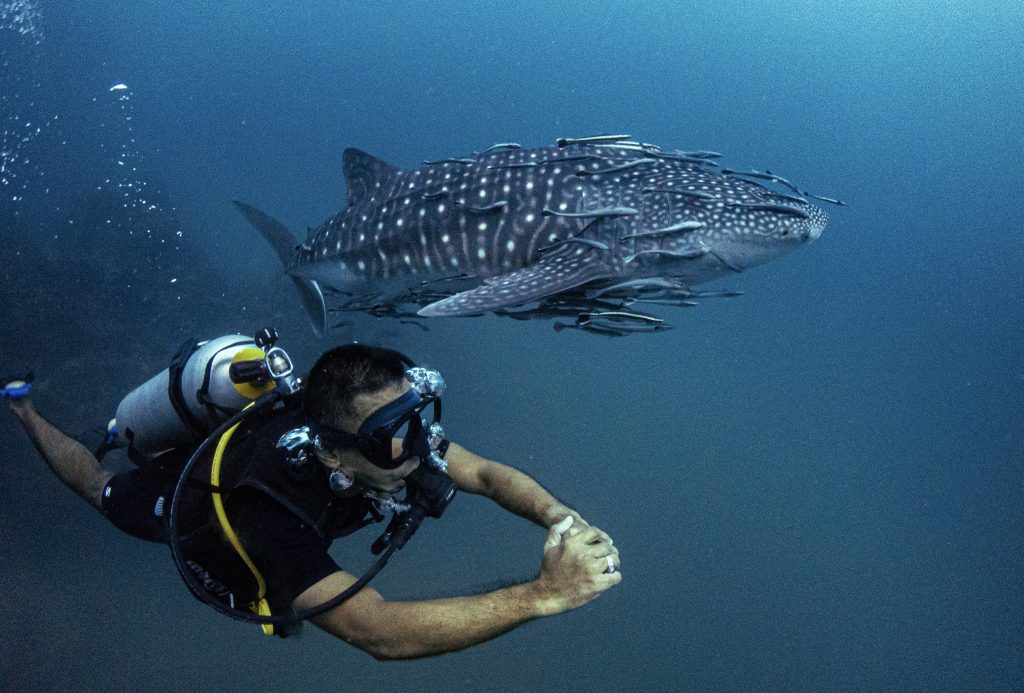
[167, 338, 206, 442]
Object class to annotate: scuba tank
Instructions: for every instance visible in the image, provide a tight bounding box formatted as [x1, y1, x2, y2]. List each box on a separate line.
[113, 333, 280, 458]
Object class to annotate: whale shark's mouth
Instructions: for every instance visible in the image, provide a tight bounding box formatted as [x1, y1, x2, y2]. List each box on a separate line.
[805, 207, 828, 241]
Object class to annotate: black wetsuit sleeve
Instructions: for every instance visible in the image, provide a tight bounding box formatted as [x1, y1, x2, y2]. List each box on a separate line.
[225, 488, 341, 606]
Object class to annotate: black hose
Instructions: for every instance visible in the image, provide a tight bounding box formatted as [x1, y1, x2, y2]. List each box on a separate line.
[167, 390, 400, 626]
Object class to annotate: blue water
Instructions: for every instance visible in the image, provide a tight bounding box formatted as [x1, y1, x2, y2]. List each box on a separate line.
[2, 1, 1022, 690]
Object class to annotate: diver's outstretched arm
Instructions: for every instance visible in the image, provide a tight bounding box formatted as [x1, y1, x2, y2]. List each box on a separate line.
[298, 517, 621, 659]
[443, 441, 595, 530]
[8, 398, 113, 511]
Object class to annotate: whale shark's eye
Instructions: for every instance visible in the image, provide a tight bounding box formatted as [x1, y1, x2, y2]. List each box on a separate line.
[780, 229, 790, 237]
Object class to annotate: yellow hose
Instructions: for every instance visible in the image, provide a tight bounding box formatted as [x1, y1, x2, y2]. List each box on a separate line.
[211, 406, 275, 635]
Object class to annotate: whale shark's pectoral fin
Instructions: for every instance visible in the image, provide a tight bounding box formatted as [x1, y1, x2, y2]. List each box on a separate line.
[417, 247, 616, 317]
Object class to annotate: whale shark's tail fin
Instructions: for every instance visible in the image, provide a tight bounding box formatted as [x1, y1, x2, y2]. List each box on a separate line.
[233, 200, 326, 338]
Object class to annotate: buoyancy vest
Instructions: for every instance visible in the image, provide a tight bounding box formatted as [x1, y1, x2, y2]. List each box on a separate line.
[217, 406, 384, 543]
[173, 405, 384, 636]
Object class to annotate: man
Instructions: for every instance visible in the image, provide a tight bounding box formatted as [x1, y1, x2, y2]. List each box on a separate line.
[4, 344, 621, 659]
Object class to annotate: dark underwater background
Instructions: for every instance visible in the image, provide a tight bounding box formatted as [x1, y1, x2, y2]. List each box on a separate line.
[2, 1, 1022, 690]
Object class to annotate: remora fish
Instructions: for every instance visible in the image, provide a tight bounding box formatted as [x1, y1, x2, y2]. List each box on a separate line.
[236, 135, 834, 336]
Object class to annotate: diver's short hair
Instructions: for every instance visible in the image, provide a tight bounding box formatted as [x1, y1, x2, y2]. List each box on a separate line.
[303, 344, 408, 430]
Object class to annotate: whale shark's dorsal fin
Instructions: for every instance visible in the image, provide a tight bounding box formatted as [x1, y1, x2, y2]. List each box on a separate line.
[342, 148, 401, 207]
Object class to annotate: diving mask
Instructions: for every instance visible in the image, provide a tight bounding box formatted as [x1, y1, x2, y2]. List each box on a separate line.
[314, 367, 447, 470]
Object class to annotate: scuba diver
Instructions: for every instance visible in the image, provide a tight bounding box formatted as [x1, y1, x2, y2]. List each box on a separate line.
[2, 331, 620, 659]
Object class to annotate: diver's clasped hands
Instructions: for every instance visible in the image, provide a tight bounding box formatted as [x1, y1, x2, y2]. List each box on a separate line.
[531, 516, 621, 617]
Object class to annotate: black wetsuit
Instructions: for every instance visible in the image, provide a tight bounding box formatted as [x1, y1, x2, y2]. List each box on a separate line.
[101, 408, 382, 619]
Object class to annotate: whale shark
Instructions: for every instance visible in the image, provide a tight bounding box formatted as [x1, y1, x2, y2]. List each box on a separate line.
[237, 135, 839, 336]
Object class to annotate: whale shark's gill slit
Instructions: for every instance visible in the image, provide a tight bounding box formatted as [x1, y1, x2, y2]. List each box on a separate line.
[420, 188, 450, 201]
[707, 247, 744, 273]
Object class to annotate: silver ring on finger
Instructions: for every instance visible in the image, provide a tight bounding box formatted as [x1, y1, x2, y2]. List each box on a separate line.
[604, 555, 617, 574]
